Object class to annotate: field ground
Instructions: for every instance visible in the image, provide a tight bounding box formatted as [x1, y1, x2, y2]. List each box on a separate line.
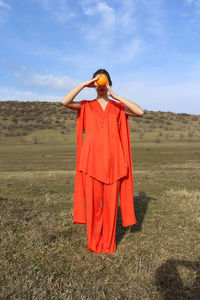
[0, 137, 199, 299]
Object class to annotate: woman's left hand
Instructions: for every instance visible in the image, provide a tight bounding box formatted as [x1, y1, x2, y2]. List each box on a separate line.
[106, 83, 118, 100]
[106, 83, 144, 116]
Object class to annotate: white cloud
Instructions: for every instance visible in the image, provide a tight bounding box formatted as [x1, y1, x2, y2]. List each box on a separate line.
[117, 0, 135, 30]
[184, 0, 200, 8]
[82, 0, 136, 33]
[81, 0, 138, 52]
[34, 0, 76, 23]
[0, 0, 11, 10]
[0, 87, 62, 102]
[43, 0, 68, 11]
[13, 73, 79, 92]
[96, 2, 115, 28]
[81, 1, 116, 46]
[0, 0, 11, 24]
[80, 0, 166, 58]
[0, 83, 97, 103]
[184, 0, 195, 5]
[84, 1, 115, 19]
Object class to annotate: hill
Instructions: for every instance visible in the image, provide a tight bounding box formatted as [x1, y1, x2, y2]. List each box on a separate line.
[0, 100, 199, 144]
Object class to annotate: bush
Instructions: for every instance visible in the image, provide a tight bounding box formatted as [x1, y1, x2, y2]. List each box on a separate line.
[33, 136, 39, 144]
[154, 138, 161, 143]
[191, 116, 198, 121]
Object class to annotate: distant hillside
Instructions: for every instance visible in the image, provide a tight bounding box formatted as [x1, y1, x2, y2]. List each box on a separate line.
[0, 101, 199, 144]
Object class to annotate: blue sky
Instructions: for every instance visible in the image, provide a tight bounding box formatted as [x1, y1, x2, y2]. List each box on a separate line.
[0, 0, 200, 114]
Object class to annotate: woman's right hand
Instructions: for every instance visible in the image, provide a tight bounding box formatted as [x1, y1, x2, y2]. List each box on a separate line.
[62, 75, 100, 109]
[82, 75, 100, 88]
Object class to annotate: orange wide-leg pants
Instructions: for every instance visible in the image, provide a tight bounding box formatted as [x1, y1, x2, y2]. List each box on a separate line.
[82, 172, 121, 254]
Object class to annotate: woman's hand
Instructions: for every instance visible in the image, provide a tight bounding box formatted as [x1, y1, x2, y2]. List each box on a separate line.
[106, 83, 118, 100]
[83, 75, 100, 88]
[106, 83, 144, 116]
[62, 75, 100, 107]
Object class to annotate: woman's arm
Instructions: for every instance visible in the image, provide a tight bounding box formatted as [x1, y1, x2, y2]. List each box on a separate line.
[106, 84, 144, 117]
[62, 83, 84, 110]
[61, 75, 100, 111]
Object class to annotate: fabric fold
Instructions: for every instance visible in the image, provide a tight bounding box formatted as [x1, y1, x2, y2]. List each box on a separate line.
[118, 103, 137, 227]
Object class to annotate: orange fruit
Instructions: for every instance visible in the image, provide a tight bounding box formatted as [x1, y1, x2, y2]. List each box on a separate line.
[96, 75, 108, 87]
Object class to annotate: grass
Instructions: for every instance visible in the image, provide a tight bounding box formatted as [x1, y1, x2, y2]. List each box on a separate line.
[0, 101, 200, 299]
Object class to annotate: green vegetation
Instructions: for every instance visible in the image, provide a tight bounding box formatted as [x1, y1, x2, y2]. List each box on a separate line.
[0, 101, 199, 299]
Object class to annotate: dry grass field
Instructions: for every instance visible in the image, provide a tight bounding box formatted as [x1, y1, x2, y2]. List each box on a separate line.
[0, 101, 200, 299]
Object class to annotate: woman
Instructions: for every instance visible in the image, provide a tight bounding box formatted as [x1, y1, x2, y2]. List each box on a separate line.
[62, 69, 144, 254]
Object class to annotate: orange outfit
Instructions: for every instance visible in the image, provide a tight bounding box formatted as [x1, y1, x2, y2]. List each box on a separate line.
[73, 99, 137, 253]
[82, 172, 120, 253]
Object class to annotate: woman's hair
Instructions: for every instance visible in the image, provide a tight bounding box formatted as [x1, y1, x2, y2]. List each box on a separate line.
[92, 69, 112, 86]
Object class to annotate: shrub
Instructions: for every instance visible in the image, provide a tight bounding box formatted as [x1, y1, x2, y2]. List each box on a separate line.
[154, 138, 161, 143]
[32, 136, 39, 144]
